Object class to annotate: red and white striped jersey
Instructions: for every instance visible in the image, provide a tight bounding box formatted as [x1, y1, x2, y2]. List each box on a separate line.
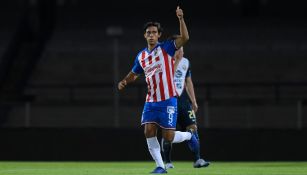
[132, 40, 177, 102]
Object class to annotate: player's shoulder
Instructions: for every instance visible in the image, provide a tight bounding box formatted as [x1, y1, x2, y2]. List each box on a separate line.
[135, 48, 147, 58]
[160, 39, 175, 47]
[181, 57, 190, 64]
[160, 39, 172, 44]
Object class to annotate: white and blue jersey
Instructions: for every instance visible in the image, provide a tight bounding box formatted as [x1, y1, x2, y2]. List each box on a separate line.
[174, 57, 197, 128]
[174, 57, 191, 96]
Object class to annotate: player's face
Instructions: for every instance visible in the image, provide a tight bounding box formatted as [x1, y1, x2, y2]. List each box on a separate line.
[144, 26, 161, 45]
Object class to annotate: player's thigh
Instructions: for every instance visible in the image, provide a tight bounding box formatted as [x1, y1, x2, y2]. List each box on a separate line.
[144, 123, 158, 138]
[178, 102, 197, 129]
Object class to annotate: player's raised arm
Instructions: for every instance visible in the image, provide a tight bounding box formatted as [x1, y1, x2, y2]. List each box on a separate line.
[118, 71, 139, 90]
[175, 6, 189, 48]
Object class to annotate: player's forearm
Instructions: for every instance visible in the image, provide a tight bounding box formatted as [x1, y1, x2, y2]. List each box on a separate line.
[175, 18, 189, 48]
[174, 58, 180, 71]
[118, 72, 138, 90]
[122, 71, 138, 84]
[179, 18, 189, 44]
[175, 6, 189, 48]
[186, 78, 197, 103]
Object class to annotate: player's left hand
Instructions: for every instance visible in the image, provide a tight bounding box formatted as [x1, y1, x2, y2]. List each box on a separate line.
[176, 6, 184, 20]
[192, 102, 198, 113]
[118, 80, 127, 90]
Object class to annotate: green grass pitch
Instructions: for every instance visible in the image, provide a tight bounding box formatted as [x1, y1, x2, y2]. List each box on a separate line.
[0, 161, 306, 175]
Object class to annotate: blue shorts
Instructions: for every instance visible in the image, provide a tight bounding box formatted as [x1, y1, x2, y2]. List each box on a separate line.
[141, 97, 177, 129]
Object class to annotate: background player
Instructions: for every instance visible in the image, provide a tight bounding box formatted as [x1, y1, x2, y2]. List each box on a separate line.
[162, 46, 210, 169]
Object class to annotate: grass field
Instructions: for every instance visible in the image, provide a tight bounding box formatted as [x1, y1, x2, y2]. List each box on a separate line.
[0, 161, 306, 175]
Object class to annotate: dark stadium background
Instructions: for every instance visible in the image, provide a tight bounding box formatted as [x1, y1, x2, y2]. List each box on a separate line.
[0, 0, 306, 161]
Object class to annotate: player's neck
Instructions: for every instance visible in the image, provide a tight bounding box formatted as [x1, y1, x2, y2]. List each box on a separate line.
[147, 43, 158, 52]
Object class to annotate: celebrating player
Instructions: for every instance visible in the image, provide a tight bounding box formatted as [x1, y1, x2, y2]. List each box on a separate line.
[118, 6, 198, 174]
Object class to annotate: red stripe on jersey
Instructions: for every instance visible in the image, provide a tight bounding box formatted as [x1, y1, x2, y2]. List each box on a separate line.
[162, 49, 174, 97]
[158, 72, 165, 101]
[142, 51, 151, 101]
[141, 51, 146, 67]
[152, 74, 157, 102]
[155, 56, 165, 101]
[146, 77, 151, 102]
[148, 55, 152, 65]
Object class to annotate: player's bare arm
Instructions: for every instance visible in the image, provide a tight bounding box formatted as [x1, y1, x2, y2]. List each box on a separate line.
[174, 47, 184, 70]
[175, 6, 189, 48]
[118, 71, 139, 90]
[185, 77, 198, 112]
[174, 58, 181, 71]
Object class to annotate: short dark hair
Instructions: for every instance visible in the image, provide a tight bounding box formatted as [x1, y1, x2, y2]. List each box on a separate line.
[143, 22, 163, 33]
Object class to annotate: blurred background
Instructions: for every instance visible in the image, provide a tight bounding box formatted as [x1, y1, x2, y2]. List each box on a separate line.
[0, 0, 307, 161]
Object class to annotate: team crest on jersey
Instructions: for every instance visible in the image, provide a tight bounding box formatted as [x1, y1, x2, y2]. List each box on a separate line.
[154, 49, 158, 56]
[175, 70, 183, 78]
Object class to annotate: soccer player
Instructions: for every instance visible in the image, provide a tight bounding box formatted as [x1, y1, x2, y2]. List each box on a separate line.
[161, 47, 210, 169]
[118, 6, 198, 174]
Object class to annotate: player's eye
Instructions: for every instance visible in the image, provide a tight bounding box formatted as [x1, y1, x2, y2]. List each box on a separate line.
[146, 31, 158, 35]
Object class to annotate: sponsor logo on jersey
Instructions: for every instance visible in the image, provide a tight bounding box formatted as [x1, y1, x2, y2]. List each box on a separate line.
[144, 63, 163, 77]
[176, 83, 182, 89]
[175, 70, 183, 78]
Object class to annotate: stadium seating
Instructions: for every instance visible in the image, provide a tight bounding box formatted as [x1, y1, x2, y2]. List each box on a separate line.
[2, 0, 307, 128]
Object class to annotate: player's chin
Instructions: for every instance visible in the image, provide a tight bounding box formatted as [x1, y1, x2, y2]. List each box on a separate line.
[148, 40, 155, 44]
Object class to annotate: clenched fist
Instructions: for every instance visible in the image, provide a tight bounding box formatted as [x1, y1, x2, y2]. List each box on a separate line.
[118, 80, 127, 90]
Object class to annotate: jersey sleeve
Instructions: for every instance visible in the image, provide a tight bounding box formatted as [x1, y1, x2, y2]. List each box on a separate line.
[131, 56, 144, 75]
[161, 40, 177, 57]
